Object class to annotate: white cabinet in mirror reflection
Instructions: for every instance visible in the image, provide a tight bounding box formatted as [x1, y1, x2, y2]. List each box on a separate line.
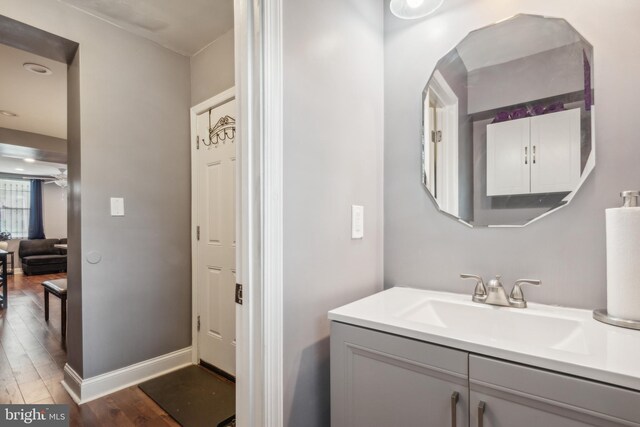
[486, 116, 531, 196]
[486, 108, 581, 197]
[530, 109, 582, 193]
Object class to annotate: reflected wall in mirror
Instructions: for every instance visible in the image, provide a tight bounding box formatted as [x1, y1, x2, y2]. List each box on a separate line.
[422, 14, 594, 227]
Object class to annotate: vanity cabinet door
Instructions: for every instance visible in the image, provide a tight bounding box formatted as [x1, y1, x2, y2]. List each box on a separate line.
[469, 355, 640, 427]
[331, 322, 469, 427]
[470, 390, 596, 427]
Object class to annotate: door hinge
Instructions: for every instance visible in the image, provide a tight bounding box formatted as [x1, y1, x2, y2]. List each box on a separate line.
[196, 135, 200, 150]
[235, 283, 243, 305]
[197, 315, 201, 331]
[196, 226, 200, 241]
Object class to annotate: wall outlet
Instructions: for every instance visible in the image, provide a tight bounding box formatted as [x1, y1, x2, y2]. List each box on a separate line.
[351, 205, 364, 239]
[110, 197, 125, 216]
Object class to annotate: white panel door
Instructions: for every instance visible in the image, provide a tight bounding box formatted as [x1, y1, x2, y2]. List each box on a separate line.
[196, 99, 237, 375]
[486, 118, 530, 196]
[530, 108, 581, 194]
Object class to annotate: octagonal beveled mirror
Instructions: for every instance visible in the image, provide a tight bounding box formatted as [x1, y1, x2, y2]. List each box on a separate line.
[422, 14, 594, 227]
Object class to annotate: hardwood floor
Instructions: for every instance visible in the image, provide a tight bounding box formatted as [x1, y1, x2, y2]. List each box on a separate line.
[0, 273, 180, 426]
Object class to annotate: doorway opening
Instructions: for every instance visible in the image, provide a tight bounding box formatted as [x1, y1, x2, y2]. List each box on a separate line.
[423, 69, 459, 217]
[0, 14, 78, 405]
[0, 1, 283, 422]
[186, 88, 238, 424]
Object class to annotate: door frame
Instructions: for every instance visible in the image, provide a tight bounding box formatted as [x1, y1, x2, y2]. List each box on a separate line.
[190, 86, 237, 367]
[234, 0, 284, 425]
[190, 0, 285, 422]
[424, 70, 459, 217]
[189, 0, 285, 425]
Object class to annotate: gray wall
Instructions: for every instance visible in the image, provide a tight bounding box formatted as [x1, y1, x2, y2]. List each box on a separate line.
[0, 127, 67, 166]
[384, 0, 640, 310]
[283, 0, 384, 425]
[66, 49, 82, 375]
[1, 0, 192, 377]
[468, 42, 586, 114]
[43, 184, 67, 239]
[0, 128, 66, 156]
[190, 29, 235, 107]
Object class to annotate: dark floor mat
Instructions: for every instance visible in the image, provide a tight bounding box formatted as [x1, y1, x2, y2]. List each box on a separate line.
[139, 365, 235, 427]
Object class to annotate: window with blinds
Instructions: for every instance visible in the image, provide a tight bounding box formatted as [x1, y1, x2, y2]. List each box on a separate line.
[0, 179, 31, 239]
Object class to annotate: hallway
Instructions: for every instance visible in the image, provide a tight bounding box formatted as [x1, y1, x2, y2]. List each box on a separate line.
[0, 273, 179, 426]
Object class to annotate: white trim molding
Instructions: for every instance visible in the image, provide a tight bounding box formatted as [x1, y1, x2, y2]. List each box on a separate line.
[233, 0, 256, 422]
[425, 70, 459, 217]
[261, 0, 284, 425]
[234, 0, 284, 425]
[234, 0, 260, 423]
[61, 347, 192, 404]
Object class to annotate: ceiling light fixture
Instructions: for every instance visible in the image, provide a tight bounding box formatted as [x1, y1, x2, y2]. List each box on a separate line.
[0, 110, 18, 117]
[23, 62, 53, 75]
[390, 0, 444, 19]
[24, 158, 36, 163]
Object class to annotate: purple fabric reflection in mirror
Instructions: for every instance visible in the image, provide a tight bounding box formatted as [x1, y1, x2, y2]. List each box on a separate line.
[492, 111, 510, 123]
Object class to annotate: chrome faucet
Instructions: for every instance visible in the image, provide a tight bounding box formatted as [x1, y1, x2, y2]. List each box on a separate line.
[460, 274, 487, 303]
[461, 274, 541, 308]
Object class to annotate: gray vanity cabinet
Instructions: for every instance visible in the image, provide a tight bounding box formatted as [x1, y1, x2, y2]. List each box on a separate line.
[331, 322, 469, 427]
[469, 356, 640, 427]
[331, 322, 640, 427]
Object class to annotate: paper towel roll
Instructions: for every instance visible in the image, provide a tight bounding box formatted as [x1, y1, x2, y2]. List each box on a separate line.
[606, 207, 640, 320]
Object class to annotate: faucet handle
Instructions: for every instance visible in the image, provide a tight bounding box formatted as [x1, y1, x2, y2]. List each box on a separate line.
[509, 279, 541, 308]
[460, 274, 487, 303]
[487, 275, 503, 288]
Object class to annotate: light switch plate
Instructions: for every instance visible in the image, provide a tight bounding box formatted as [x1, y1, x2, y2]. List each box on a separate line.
[110, 197, 125, 216]
[351, 205, 364, 239]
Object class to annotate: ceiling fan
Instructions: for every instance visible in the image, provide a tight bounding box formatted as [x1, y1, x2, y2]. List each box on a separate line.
[21, 168, 68, 188]
[42, 168, 68, 188]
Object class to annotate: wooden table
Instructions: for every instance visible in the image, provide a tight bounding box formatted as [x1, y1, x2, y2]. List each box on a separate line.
[0, 250, 7, 308]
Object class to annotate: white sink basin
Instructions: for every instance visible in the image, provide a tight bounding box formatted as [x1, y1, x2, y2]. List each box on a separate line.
[328, 287, 640, 391]
[398, 298, 589, 354]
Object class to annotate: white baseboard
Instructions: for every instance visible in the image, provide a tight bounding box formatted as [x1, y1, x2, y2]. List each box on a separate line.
[61, 347, 192, 404]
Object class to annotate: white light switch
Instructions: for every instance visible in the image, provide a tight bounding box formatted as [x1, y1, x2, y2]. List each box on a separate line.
[110, 197, 125, 216]
[351, 205, 364, 239]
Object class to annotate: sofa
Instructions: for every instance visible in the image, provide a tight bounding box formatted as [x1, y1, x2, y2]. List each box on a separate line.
[19, 239, 67, 275]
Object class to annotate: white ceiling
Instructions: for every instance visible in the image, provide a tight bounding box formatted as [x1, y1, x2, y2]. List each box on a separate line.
[457, 15, 582, 72]
[58, 0, 234, 56]
[0, 156, 66, 177]
[0, 43, 67, 139]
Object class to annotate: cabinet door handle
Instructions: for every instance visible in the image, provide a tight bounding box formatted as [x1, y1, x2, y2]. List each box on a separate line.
[524, 146, 528, 165]
[533, 145, 536, 164]
[478, 401, 486, 427]
[450, 391, 459, 427]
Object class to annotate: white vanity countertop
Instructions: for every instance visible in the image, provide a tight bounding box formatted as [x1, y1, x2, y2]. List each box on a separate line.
[328, 287, 640, 391]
